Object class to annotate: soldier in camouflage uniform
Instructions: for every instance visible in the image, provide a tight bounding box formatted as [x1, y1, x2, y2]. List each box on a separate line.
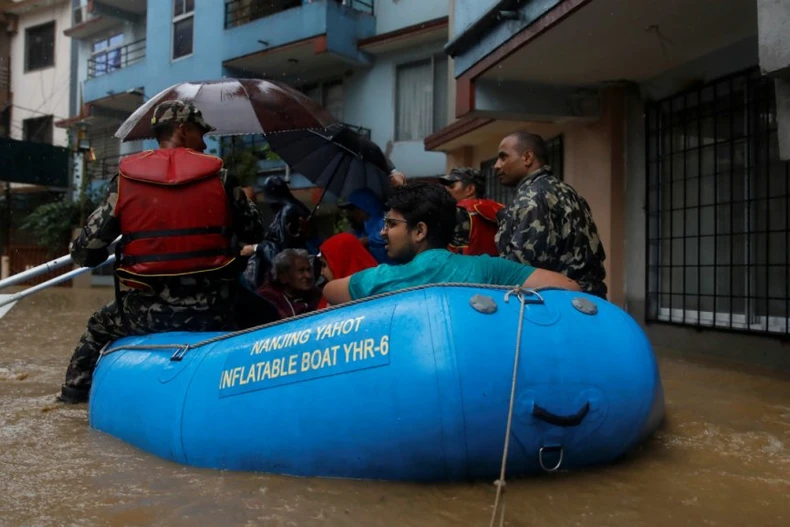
[494, 131, 607, 298]
[58, 101, 264, 404]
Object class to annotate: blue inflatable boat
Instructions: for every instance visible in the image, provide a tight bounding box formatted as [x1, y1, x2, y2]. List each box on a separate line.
[89, 285, 664, 481]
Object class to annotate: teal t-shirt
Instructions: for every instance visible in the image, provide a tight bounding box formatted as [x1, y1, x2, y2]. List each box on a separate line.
[348, 249, 537, 300]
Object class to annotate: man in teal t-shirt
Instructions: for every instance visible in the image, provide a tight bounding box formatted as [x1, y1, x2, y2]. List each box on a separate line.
[323, 183, 580, 304]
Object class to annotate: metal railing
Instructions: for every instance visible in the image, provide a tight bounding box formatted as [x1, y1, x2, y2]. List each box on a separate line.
[645, 67, 790, 336]
[87, 39, 146, 78]
[225, 0, 374, 30]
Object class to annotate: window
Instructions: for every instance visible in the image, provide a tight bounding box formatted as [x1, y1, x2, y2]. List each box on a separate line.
[480, 134, 565, 206]
[91, 33, 124, 77]
[395, 54, 448, 141]
[25, 21, 55, 72]
[646, 68, 790, 336]
[172, 0, 194, 60]
[302, 80, 344, 121]
[22, 115, 53, 144]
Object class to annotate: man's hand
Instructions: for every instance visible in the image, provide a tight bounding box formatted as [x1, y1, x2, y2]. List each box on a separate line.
[389, 171, 406, 188]
[240, 244, 257, 257]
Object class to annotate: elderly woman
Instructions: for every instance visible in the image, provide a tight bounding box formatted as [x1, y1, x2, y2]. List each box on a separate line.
[256, 248, 320, 320]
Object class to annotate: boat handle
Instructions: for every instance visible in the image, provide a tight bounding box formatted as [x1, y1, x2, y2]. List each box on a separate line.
[532, 401, 590, 427]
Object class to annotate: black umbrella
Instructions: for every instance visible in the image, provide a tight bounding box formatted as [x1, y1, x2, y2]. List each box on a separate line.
[265, 123, 392, 213]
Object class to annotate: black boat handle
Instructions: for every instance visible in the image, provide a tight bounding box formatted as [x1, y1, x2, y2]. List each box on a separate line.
[532, 401, 590, 427]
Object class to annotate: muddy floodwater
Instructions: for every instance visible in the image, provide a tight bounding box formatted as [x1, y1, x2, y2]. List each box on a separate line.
[1, 287, 789, 526]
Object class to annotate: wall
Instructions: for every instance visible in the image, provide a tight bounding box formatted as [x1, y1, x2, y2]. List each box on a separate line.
[374, 0, 449, 34]
[9, 1, 72, 146]
[342, 40, 447, 178]
[622, 37, 790, 371]
[450, 0, 561, 77]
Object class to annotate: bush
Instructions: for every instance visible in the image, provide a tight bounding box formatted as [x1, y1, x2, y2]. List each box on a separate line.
[21, 189, 101, 256]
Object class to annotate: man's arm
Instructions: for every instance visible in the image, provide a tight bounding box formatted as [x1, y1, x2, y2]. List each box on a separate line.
[323, 276, 353, 305]
[523, 268, 580, 291]
[70, 178, 121, 268]
[501, 192, 554, 265]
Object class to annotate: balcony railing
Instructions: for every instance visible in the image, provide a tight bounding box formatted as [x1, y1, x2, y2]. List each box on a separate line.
[224, 0, 374, 30]
[87, 39, 146, 79]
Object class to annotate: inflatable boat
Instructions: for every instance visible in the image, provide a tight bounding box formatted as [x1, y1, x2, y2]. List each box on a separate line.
[89, 285, 665, 481]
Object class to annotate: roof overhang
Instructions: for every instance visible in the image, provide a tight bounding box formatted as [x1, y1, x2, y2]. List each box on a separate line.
[358, 17, 448, 55]
[1, 0, 67, 16]
[224, 36, 364, 85]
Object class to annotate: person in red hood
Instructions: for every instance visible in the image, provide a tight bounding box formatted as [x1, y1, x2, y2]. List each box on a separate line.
[316, 233, 378, 309]
[437, 167, 504, 256]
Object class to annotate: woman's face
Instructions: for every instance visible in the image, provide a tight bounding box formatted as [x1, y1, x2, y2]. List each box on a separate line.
[320, 256, 334, 282]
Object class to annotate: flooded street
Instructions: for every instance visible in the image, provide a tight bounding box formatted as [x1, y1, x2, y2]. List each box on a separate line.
[1, 288, 789, 527]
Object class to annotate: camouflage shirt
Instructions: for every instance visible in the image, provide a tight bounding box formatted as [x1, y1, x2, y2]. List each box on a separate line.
[495, 167, 607, 298]
[71, 166, 265, 276]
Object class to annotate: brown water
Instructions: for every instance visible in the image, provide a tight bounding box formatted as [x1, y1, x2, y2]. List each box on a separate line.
[1, 288, 789, 527]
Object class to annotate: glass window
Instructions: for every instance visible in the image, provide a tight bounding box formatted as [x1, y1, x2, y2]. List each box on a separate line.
[173, 0, 194, 60]
[645, 68, 790, 335]
[395, 55, 448, 141]
[25, 21, 55, 72]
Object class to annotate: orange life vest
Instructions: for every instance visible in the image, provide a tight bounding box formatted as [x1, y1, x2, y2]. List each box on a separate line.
[115, 148, 235, 282]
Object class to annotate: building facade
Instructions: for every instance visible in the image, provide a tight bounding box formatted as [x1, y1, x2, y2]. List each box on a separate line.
[5, 0, 71, 147]
[427, 0, 790, 370]
[60, 0, 451, 192]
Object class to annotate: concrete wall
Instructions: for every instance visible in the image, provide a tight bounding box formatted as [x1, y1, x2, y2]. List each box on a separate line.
[623, 38, 790, 372]
[9, 1, 72, 146]
[374, 0, 449, 34]
[450, 0, 561, 77]
[344, 40, 448, 178]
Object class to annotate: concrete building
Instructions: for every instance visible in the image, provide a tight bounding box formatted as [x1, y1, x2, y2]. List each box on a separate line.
[3, 0, 71, 147]
[59, 0, 452, 191]
[427, 0, 790, 369]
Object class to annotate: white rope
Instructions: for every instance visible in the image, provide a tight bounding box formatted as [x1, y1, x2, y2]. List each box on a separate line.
[490, 287, 529, 527]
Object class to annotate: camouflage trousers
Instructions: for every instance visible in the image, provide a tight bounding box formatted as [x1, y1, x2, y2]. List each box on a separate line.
[64, 283, 235, 392]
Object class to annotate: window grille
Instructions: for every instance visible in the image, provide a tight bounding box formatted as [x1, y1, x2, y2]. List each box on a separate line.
[646, 68, 790, 336]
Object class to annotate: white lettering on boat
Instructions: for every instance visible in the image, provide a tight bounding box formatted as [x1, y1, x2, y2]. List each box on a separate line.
[219, 315, 389, 395]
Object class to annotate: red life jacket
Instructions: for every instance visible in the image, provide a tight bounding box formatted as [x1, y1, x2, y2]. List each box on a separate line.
[454, 198, 504, 257]
[115, 148, 235, 281]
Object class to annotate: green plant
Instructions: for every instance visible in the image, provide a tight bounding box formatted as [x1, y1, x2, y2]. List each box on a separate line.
[21, 187, 102, 256]
[221, 138, 283, 187]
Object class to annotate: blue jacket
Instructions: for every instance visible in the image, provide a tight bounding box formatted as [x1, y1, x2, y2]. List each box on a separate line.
[346, 188, 395, 265]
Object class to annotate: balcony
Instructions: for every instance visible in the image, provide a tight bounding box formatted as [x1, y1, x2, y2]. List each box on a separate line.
[224, 0, 374, 29]
[88, 38, 146, 79]
[65, 0, 146, 40]
[222, 0, 375, 85]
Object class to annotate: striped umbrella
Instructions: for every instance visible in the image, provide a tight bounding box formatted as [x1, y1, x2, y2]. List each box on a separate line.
[114, 78, 337, 141]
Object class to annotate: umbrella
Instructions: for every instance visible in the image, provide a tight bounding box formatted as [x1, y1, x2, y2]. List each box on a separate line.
[115, 78, 337, 141]
[265, 123, 393, 209]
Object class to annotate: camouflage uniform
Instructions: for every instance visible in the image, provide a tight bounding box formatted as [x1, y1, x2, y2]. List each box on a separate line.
[60, 101, 264, 403]
[450, 208, 472, 250]
[495, 166, 607, 298]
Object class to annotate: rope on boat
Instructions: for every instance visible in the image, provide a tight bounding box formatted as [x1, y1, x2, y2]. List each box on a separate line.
[490, 287, 529, 527]
[101, 282, 550, 357]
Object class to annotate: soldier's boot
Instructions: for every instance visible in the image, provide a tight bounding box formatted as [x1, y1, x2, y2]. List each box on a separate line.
[57, 384, 89, 404]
